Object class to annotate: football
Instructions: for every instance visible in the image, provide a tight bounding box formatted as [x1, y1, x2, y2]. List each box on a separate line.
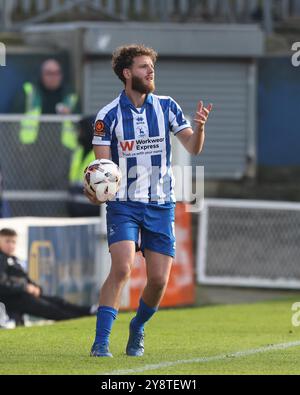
[84, 159, 122, 202]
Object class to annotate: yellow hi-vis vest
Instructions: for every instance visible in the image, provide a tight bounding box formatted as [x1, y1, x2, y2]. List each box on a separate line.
[19, 82, 78, 150]
[69, 147, 95, 184]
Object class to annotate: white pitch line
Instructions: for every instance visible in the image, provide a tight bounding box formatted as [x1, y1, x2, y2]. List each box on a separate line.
[103, 340, 300, 375]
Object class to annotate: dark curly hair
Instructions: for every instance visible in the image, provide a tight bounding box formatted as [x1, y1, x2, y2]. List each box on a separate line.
[0, 228, 17, 237]
[112, 44, 157, 84]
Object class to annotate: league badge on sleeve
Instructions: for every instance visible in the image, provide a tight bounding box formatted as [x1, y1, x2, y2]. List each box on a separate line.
[94, 120, 105, 137]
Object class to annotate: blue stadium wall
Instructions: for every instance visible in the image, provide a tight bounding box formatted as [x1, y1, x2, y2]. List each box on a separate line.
[258, 57, 300, 166]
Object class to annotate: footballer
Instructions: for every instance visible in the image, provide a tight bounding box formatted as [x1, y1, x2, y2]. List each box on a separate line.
[85, 44, 212, 357]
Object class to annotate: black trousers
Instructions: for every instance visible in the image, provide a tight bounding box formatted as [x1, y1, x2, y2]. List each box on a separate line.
[1, 292, 91, 321]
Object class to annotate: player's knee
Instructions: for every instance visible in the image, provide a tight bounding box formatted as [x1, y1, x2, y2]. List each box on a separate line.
[148, 275, 168, 292]
[112, 262, 132, 284]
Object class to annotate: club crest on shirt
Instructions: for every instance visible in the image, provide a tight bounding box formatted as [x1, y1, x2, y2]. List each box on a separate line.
[94, 120, 105, 137]
[137, 128, 146, 138]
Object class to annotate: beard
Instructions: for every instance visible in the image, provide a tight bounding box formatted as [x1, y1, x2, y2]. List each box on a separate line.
[132, 75, 155, 94]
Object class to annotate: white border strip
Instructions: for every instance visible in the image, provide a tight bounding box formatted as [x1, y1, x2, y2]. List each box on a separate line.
[104, 340, 300, 375]
[205, 198, 300, 211]
[197, 202, 208, 284]
[199, 276, 300, 290]
[3, 191, 91, 204]
[3, 191, 69, 201]
[0, 114, 81, 122]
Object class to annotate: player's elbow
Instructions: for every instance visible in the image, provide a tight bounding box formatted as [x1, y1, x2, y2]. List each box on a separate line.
[190, 145, 203, 155]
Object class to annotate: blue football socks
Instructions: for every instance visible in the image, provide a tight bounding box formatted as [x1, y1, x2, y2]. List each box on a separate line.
[130, 298, 158, 333]
[95, 306, 118, 345]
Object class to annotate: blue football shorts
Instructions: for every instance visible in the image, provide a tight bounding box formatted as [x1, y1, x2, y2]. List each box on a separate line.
[106, 200, 176, 258]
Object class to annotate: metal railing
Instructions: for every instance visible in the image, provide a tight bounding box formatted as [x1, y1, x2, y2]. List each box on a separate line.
[1, 0, 300, 32]
[0, 114, 83, 217]
[197, 198, 300, 289]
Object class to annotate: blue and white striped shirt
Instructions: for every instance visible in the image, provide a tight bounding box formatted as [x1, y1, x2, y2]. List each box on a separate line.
[92, 90, 190, 204]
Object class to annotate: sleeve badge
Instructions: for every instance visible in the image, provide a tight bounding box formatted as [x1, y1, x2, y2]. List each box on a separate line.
[94, 120, 105, 137]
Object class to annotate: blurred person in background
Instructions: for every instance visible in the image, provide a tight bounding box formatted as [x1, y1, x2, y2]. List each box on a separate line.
[68, 115, 99, 217]
[10, 58, 81, 191]
[0, 228, 97, 325]
[12, 58, 80, 148]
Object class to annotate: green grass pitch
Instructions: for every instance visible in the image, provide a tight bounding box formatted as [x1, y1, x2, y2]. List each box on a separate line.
[1, 298, 300, 375]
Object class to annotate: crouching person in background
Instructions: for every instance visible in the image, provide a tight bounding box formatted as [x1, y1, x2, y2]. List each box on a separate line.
[0, 228, 97, 325]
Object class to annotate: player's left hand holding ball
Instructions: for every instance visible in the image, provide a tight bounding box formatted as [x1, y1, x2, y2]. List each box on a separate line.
[84, 186, 103, 205]
[83, 159, 122, 205]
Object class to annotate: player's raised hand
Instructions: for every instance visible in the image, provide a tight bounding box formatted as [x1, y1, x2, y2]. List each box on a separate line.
[194, 101, 213, 129]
